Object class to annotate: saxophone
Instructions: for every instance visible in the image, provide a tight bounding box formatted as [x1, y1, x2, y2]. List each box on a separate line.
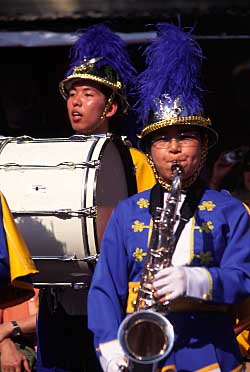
[118, 162, 183, 366]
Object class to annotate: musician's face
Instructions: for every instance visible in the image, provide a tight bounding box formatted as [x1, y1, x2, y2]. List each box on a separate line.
[66, 80, 117, 135]
[150, 126, 202, 181]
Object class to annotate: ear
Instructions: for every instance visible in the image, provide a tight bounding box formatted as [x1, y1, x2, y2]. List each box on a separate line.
[106, 102, 118, 118]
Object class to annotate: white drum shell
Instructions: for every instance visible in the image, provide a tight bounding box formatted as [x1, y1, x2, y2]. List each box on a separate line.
[0, 135, 133, 286]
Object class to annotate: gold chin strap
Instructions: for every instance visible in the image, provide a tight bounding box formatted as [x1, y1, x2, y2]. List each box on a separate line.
[146, 136, 209, 190]
[83, 91, 116, 135]
[146, 153, 172, 190]
[100, 91, 116, 121]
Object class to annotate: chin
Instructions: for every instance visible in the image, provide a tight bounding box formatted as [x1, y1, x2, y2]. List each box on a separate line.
[73, 126, 88, 134]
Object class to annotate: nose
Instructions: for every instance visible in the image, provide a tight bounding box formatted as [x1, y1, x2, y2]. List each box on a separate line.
[72, 93, 81, 107]
[168, 138, 181, 152]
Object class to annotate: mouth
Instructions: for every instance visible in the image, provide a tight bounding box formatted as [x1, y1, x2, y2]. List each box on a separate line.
[72, 111, 82, 116]
[71, 111, 82, 121]
[169, 159, 185, 165]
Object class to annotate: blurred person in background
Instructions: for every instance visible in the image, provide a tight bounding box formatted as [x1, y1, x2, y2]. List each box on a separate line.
[0, 289, 39, 372]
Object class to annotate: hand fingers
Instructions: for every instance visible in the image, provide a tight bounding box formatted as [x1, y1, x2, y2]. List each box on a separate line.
[154, 267, 186, 286]
[154, 267, 173, 281]
[153, 281, 176, 297]
[153, 268, 179, 293]
[160, 291, 178, 303]
[153, 267, 186, 300]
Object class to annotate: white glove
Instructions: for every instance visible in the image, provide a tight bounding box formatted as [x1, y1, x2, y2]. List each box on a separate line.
[99, 340, 129, 372]
[153, 266, 210, 302]
[153, 266, 187, 301]
[105, 357, 129, 372]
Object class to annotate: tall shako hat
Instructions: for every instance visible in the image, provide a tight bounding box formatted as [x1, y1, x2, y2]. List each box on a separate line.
[136, 22, 218, 151]
[59, 24, 137, 115]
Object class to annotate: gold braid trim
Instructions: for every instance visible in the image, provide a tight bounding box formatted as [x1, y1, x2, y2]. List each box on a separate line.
[60, 74, 122, 99]
[65, 73, 122, 89]
[139, 116, 211, 138]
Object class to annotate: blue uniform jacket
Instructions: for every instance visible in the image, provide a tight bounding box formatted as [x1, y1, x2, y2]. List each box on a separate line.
[88, 188, 250, 371]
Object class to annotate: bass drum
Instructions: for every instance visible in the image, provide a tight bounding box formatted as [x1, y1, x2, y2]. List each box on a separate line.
[0, 135, 137, 286]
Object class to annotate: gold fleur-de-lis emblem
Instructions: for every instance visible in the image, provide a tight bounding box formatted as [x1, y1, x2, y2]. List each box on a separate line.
[195, 221, 214, 233]
[194, 251, 214, 266]
[198, 201, 216, 211]
[132, 220, 149, 232]
[137, 198, 149, 209]
[133, 248, 147, 262]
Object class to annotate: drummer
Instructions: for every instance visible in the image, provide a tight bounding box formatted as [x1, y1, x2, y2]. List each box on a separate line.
[59, 25, 155, 194]
[36, 24, 156, 372]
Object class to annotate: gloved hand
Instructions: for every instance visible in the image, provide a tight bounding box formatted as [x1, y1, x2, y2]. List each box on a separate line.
[153, 266, 187, 302]
[153, 266, 210, 302]
[106, 357, 129, 372]
[99, 340, 129, 372]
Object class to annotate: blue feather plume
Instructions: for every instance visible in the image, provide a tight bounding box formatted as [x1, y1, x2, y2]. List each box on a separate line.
[136, 22, 205, 124]
[66, 24, 136, 88]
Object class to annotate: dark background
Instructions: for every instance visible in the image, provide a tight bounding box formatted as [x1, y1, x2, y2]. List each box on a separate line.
[1, 0, 250, 162]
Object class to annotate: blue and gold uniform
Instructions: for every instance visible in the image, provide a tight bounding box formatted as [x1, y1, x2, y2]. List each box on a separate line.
[88, 187, 250, 371]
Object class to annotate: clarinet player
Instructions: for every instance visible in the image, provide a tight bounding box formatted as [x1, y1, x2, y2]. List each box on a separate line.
[88, 22, 250, 371]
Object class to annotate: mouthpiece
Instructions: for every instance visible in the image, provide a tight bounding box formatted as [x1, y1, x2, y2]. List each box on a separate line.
[171, 162, 183, 176]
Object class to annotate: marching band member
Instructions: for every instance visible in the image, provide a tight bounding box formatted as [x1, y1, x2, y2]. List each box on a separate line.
[36, 24, 156, 372]
[59, 23, 155, 193]
[88, 22, 250, 371]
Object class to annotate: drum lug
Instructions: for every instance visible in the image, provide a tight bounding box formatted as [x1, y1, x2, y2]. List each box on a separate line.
[72, 282, 90, 290]
[83, 254, 99, 264]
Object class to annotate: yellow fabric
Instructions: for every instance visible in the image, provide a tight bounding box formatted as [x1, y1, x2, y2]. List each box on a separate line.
[195, 363, 220, 372]
[160, 363, 244, 372]
[243, 202, 250, 214]
[0, 192, 38, 308]
[126, 281, 140, 313]
[129, 148, 156, 192]
[160, 366, 176, 372]
[237, 330, 250, 358]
